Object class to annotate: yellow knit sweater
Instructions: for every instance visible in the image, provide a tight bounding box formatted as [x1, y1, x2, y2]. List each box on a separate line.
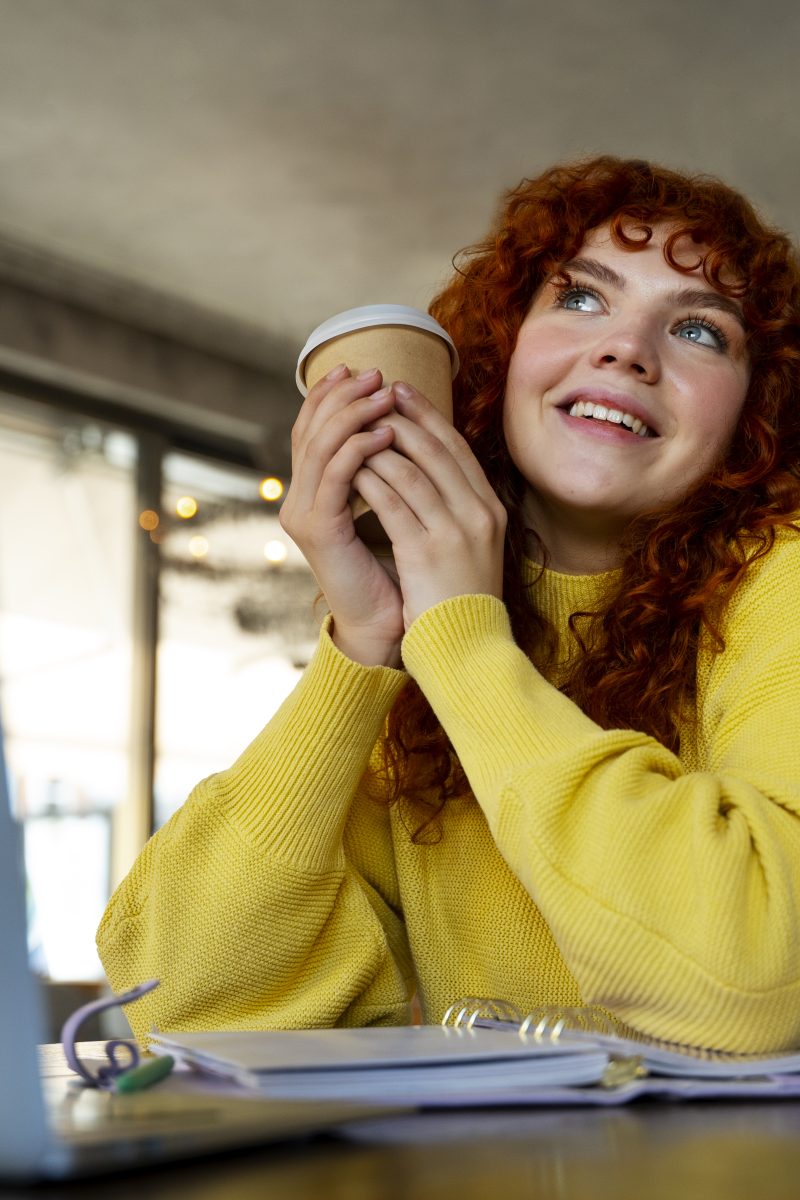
[97, 533, 800, 1053]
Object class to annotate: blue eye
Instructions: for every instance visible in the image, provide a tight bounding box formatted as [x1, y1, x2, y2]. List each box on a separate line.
[558, 286, 604, 313]
[675, 317, 728, 351]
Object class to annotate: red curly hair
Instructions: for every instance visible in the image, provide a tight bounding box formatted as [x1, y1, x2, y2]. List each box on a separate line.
[377, 155, 800, 841]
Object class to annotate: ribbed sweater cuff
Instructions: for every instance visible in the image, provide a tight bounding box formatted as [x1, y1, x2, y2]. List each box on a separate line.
[401, 594, 599, 794]
[217, 616, 407, 869]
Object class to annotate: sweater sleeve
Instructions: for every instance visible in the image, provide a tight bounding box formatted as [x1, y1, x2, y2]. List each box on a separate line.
[96, 620, 414, 1041]
[400, 545, 800, 1053]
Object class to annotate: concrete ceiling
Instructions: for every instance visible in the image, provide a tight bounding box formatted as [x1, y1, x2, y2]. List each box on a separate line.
[0, 0, 798, 382]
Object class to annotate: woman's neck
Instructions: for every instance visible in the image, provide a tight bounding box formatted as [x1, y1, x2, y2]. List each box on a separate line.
[520, 489, 638, 578]
[522, 497, 627, 575]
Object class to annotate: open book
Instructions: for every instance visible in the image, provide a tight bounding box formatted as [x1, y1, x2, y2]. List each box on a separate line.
[149, 999, 800, 1108]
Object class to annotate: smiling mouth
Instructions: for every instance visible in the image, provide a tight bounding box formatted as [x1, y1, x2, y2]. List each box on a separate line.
[565, 398, 656, 438]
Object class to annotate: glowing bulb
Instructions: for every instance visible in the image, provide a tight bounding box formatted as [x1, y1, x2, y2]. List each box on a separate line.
[138, 509, 159, 531]
[189, 536, 209, 558]
[259, 477, 284, 502]
[264, 539, 288, 563]
[176, 496, 198, 519]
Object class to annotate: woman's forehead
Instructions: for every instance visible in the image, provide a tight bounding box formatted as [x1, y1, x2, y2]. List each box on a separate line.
[582, 221, 707, 268]
[572, 220, 741, 291]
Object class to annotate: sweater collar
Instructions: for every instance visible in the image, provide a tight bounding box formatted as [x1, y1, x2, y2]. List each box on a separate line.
[520, 559, 620, 682]
[521, 557, 619, 628]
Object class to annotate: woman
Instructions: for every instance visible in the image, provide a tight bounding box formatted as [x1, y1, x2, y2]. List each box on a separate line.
[98, 156, 800, 1053]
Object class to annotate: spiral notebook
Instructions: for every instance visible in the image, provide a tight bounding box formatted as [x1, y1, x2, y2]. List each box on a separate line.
[150, 997, 800, 1108]
[442, 997, 800, 1077]
[432, 998, 800, 1104]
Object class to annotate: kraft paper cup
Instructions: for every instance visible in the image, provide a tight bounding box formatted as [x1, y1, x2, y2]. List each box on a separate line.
[296, 305, 459, 541]
[296, 303, 459, 403]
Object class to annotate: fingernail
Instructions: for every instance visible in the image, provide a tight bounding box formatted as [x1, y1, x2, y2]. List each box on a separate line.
[325, 363, 349, 381]
[369, 385, 392, 400]
[393, 381, 414, 400]
[356, 368, 380, 381]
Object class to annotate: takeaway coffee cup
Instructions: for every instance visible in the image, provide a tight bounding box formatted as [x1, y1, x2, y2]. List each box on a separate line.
[296, 304, 459, 545]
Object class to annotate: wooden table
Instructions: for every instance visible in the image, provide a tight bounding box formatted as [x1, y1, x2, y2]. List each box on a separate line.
[6, 1047, 800, 1199]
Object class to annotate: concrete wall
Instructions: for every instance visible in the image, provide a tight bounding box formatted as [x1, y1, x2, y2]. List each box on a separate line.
[0, 235, 296, 476]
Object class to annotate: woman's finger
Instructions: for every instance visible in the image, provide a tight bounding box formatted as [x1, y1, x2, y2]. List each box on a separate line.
[289, 387, 396, 514]
[355, 445, 449, 532]
[294, 366, 382, 448]
[293, 362, 350, 444]
[391, 382, 500, 504]
[364, 410, 504, 531]
[313, 427, 395, 527]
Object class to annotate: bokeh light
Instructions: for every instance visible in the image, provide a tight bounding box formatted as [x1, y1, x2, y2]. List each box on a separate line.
[176, 496, 198, 519]
[259, 477, 284, 502]
[138, 509, 159, 531]
[263, 539, 288, 563]
[188, 536, 209, 558]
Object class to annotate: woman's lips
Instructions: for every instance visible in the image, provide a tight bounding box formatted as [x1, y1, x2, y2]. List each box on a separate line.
[557, 389, 659, 436]
[555, 406, 654, 443]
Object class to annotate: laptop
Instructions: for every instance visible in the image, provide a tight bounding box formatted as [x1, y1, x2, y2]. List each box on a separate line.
[0, 715, 397, 1182]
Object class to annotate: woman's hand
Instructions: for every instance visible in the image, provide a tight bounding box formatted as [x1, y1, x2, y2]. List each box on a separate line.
[279, 364, 405, 667]
[352, 381, 507, 630]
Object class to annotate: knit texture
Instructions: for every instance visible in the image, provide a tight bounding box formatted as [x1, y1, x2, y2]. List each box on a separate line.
[98, 532, 800, 1052]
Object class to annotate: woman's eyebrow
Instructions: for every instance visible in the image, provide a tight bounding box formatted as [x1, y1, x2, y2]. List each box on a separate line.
[668, 287, 746, 330]
[560, 257, 746, 330]
[561, 257, 624, 289]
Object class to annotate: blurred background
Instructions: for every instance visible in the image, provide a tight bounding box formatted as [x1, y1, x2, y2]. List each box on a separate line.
[0, 0, 797, 1017]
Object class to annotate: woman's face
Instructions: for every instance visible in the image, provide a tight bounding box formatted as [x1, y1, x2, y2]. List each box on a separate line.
[503, 222, 751, 570]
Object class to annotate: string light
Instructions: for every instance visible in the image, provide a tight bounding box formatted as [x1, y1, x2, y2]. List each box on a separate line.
[176, 496, 198, 519]
[138, 510, 159, 531]
[264, 540, 288, 563]
[259, 477, 284, 502]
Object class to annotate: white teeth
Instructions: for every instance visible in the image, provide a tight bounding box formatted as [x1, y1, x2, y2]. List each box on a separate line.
[567, 400, 652, 438]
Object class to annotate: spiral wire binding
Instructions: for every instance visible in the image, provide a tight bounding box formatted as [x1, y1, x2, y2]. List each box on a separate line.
[442, 998, 619, 1042]
[441, 997, 522, 1030]
[440, 998, 797, 1072]
[518, 1006, 618, 1042]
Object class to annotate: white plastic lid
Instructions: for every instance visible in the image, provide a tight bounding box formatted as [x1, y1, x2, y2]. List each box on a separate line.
[295, 303, 459, 394]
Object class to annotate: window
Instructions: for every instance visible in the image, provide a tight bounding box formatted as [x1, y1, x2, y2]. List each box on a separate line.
[0, 398, 136, 980]
[154, 451, 319, 828]
[0, 395, 317, 981]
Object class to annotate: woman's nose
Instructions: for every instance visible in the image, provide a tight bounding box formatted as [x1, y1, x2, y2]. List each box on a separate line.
[590, 322, 661, 381]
